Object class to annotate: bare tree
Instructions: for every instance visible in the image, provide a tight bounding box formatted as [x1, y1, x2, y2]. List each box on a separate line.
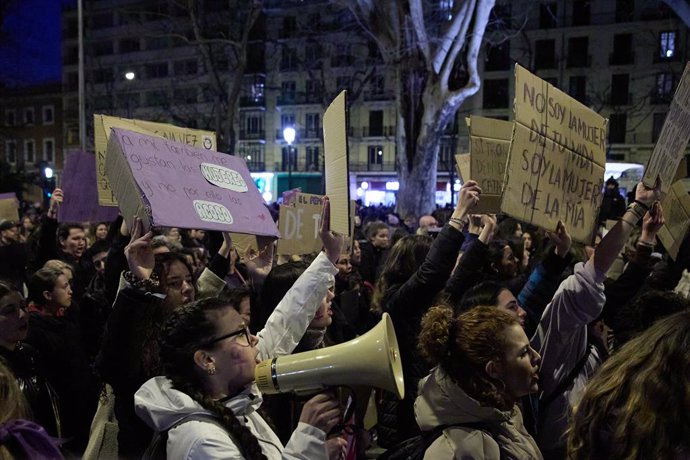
[346, 0, 495, 216]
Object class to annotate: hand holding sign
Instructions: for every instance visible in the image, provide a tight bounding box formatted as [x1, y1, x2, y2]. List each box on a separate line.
[547, 221, 572, 258]
[319, 196, 344, 265]
[635, 179, 662, 208]
[455, 180, 482, 218]
[641, 202, 665, 243]
[48, 188, 64, 219]
[124, 217, 155, 281]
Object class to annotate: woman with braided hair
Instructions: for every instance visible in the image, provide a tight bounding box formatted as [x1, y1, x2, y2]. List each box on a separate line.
[135, 198, 345, 459]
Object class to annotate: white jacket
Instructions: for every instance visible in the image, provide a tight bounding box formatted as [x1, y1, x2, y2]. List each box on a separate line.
[135, 251, 338, 459]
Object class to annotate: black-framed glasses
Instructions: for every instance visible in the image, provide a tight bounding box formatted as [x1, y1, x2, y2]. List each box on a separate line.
[202, 324, 251, 348]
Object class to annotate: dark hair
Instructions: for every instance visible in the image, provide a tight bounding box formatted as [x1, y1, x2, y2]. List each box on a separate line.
[482, 239, 515, 279]
[27, 267, 64, 306]
[159, 298, 266, 460]
[372, 234, 432, 313]
[613, 290, 690, 346]
[495, 218, 521, 241]
[254, 261, 308, 332]
[153, 252, 196, 297]
[418, 305, 519, 411]
[86, 239, 110, 259]
[0, 280, 20, 303]
[390, 227, 409, 247]
[365, 221, 388, 240]
[458, 281, 507, 312]
[56, 223, 84, 244]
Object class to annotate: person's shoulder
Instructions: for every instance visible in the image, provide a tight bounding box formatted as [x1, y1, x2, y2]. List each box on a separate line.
[431, 426, 500, 459]
[170, 419, 240, 459]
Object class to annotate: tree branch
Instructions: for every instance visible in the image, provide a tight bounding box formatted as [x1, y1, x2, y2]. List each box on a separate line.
[439, 0, 476, 88]
[662, 0, 690, 28]
[432, 0, 473, 74]
[409, 0, 430, 62]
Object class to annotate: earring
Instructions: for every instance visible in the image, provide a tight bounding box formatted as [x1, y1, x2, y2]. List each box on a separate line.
[207, 365, 216, 375]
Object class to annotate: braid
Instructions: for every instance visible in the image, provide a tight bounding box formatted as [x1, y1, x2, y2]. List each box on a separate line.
[168, 374, 267, 460]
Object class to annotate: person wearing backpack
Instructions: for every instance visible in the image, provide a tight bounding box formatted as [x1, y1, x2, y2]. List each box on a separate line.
[413, 306, 543, 459]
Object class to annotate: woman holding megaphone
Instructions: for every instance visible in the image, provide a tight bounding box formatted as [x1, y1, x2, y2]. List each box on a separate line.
[134, 198, 346, 459]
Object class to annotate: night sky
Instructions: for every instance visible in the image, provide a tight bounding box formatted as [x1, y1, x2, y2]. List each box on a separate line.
[0, 0, 73, 86]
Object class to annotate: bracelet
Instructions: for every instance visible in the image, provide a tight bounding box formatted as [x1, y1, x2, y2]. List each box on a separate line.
[124, 271, 160, 291]
[625, 202, 646, 222]
[633, 200, 650, 211]
[449, 217, 467, 227]
[636, 239, 655, 248]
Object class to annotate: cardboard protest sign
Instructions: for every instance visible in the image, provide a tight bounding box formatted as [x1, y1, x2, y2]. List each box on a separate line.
[282, 188, 301, 206]
[658, 180, 690, 259]
[277, 193, 324, 255]
[105, 128, 279, 237]
[58, 151, 119, 223]
[643, 63, 690, 194]
[455, 154, 471, 183]
[501, 64, 607, 243]
[95, 114, 217, 206]
[323, 90, 351, 236]
[467, 116, 513, 213]
[0, 193, 19, 222]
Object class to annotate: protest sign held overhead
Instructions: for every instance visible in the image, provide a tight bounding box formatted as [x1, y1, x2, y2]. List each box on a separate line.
[0, 193, 19, 222]
[467, 116, 513, 213]
[58, 151, 119, 223]
[501, 64, 607, 243]
[455, 154, 471, 183]
[94, 114, 217, 206]
[658, 180, 690, 259]
[105, 128, 279, 237]
[643, 63, 690, 194]
[277, 193, 325, 255]
[323, 90, 351, 236]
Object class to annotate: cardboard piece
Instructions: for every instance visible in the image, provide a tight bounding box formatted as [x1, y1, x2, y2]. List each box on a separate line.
[0, 193, 19, 222]
[95, 114, 217, 206]
[467, 116, 513, 213]
[58, 151, 119, 223]
[105, 128, 279, 237]
[643, 63, 690, 194]
[501, 65, 607, 243]
[323, 91, 351, 236]
[454, 154, 471, 183]
[658, 180, 690, 259]
[277, 193, 325, 255]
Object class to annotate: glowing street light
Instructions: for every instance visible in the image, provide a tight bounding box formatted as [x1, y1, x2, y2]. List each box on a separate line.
[43, 167, 54, 179]
[283, 127, 296, 190]
[125, 71, 136, 81]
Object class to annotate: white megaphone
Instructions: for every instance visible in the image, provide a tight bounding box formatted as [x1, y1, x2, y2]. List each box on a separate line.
[255, 312, 404, 399]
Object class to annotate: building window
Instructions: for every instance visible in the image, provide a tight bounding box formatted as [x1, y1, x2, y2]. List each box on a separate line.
[534, 39, 556, 69]
[5, 110, 15, 127]
[482, 79, 510, 108]
[305, 42, 321, 62]
[5, 141, 16, 163]
[306, 146, 320, 171]
[243, 114, 263, 140]
[42, 105, 54, 125]
[654, 72, 675, 104]
[608, 113, 627, 143]
[281, 16, 297, 38]
[146, 36, 169, 50]
[281, 113, 296, 130]
[569, 76, 587, 104]
[572, 0, 590, 26]
[539, 3, 557, 28]
[306, 79, 322, 102]
[305, 113, 320, 138]
[24, 139, 35, 165]
[145, 62, 169, 79]
[91, 12, 114, 28]
[43, 138, 55, 162]
[610, 34, 633, 65]
[368, 110, 384, 136]
[544, 77, 558, 88]
[652, 113, 666, 143]
[280, 81, 296, 104]
[368, 75, 385, 99]
[331, 44, 353, 67]
[610, 74, 629, 105]
[251, 80, 264, 103]
[485, 42, 510, 71]
[368, 145, 384, 166]
[280, 47, 298, 71]
[659, 31, 676, 60]
[567, 37, 589, 67]
[93, 68, 114, 84]
[119, 38, 140, 53]
[23, 108, 34, 125]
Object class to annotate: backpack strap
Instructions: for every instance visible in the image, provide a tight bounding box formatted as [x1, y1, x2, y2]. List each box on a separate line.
[540, 344, 592, 410]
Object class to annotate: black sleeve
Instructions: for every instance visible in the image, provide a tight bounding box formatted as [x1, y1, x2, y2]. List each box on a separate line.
[443, 238, 490, 305]
[103, 232, 131, 306]
[29, 216, 59, 273]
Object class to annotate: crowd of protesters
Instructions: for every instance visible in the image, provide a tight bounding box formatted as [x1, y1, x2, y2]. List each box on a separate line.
[0, 175, 689, 460]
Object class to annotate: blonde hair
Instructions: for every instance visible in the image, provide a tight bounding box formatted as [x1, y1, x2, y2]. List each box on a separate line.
[567, 310, 690, 459]
[0, 360, 29, 460]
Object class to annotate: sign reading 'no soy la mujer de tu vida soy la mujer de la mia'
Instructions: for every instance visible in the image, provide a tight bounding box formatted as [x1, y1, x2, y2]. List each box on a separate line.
[643, 62, 690, 194]
[501, 64, 607, 243]
[95, 114, 217, 207]
[467, 116, 514, 214]
[105, 128, 279, 237]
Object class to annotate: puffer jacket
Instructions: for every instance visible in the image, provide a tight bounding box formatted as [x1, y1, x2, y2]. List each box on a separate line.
[415, 367, 542, 460]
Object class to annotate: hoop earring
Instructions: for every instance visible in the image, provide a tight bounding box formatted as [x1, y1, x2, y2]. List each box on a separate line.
[207, 365, 217, 376]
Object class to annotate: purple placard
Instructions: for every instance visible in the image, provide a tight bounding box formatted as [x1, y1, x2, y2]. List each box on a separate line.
[58, 151, 119, 223]
[0, 193, 16, 200]
[109, 128, 280, 237]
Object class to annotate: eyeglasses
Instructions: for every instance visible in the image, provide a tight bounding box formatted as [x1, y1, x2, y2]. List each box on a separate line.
[202, 324, 251, 348]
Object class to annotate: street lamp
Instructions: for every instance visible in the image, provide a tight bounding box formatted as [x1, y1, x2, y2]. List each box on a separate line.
[283, 126, 296, 190]
[124, 71, 136, 81]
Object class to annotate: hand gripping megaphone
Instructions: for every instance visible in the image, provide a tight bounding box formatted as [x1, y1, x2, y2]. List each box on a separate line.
[255, 312, 405, 399]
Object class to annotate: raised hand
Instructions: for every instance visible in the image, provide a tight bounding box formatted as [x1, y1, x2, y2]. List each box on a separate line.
[124, 217, 155, 280]
[635, 179, 662, 208]
[299, 392, 342, 434]
[47, 188, 64, 218]
[319, 197, 345, 265]
[455, 180, 482, 218]
[548, 220, 572, 257]
[640, 201, 664, 243]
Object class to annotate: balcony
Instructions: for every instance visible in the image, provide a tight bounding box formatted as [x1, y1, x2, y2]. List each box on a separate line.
[240, 96, 265, 107]
[276, 92, 322, 106]
[650, 92, 673, 105]
[363, 90, 395, 102]
[653, 51, 682, 64]
[349, 161, 396, 172]
[246, 161, 266, 172]
[609, 52, 635, 66]
[360, 126, 395, 137]
[239, 130, 266, 141]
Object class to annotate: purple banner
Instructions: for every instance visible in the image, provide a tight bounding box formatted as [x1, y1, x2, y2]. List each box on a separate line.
[108, 129, 280, 237]
[58, 151, 119, 223]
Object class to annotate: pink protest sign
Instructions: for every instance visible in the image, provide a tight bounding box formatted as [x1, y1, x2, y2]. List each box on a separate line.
[105, 128, 280, 237]
[58, 151, 119, 223]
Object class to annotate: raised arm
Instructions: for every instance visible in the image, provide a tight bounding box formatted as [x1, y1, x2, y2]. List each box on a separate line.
[256, 197, 342, 360]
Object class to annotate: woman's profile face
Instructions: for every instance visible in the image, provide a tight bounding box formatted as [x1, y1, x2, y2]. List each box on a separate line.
[0, 292, 29, 348]
[522, 232, 533, 251]
[497, 245, 518, 278]
[494, 324, 541, 401]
